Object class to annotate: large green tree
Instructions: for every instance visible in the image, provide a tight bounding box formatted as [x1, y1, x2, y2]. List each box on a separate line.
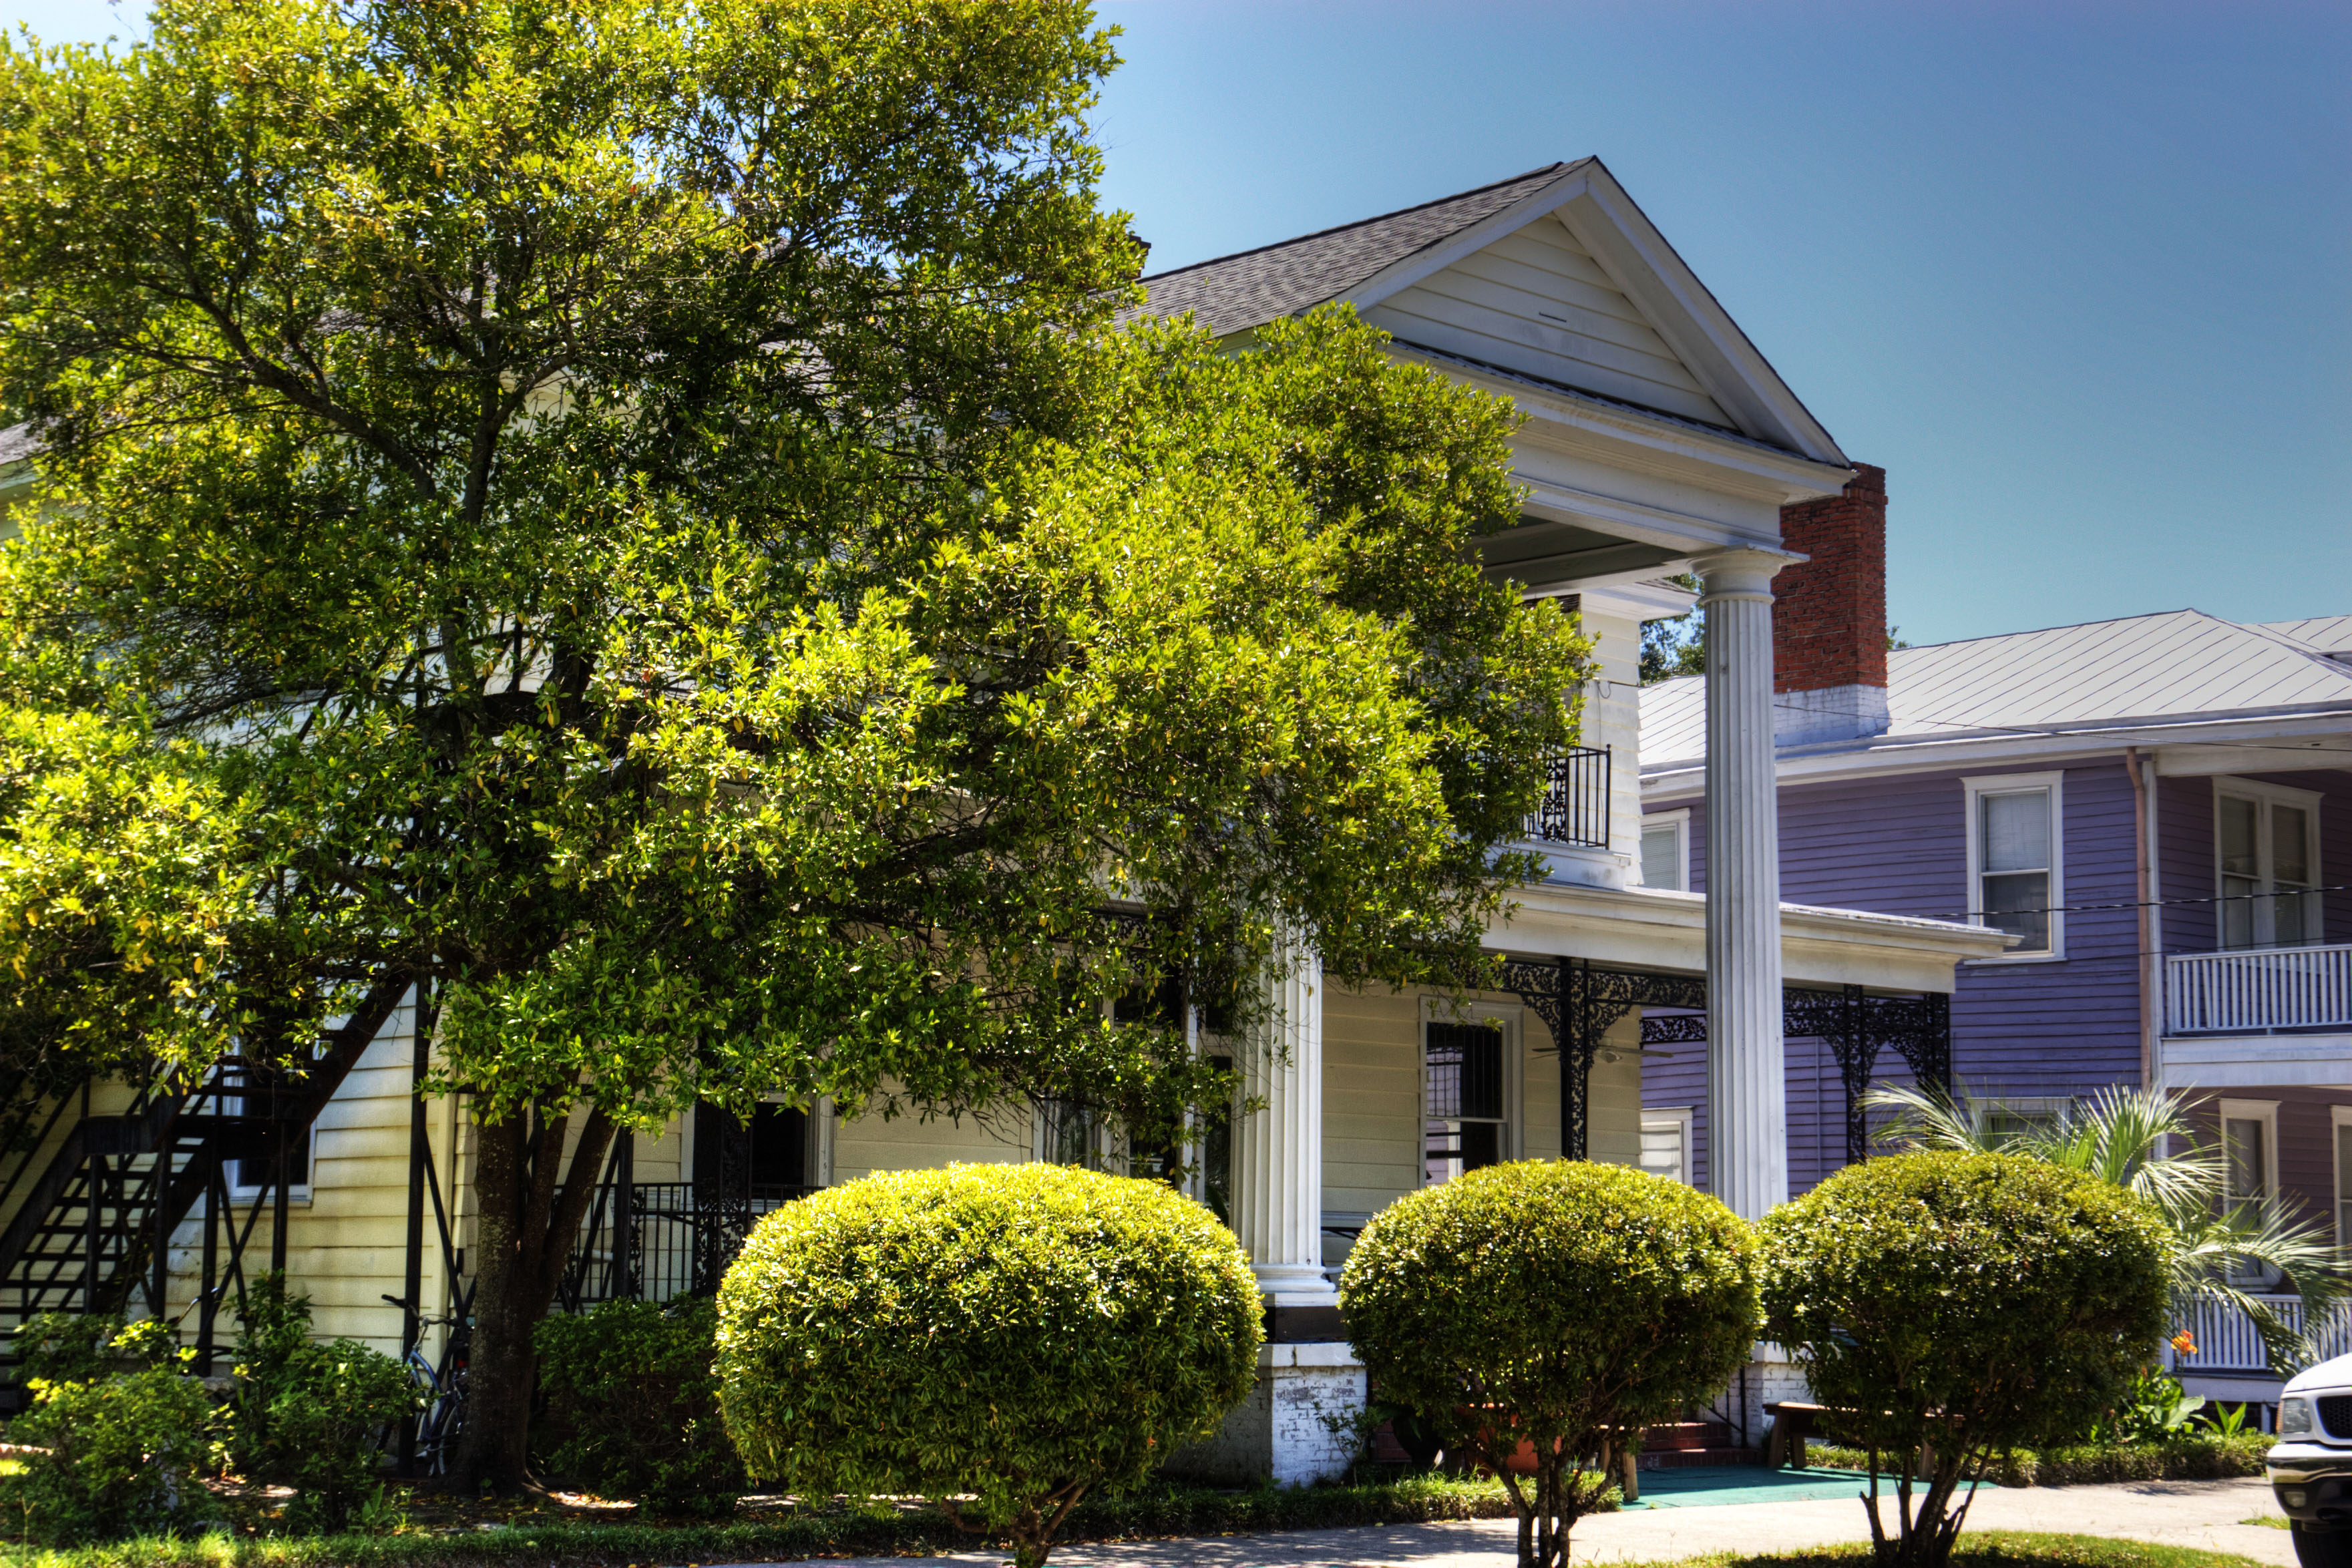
[0, 0, 1589, 1488]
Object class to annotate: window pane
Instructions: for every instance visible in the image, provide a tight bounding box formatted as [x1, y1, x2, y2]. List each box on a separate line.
[1982, 871, 2049, 951]
[2224, 1118, 2267, 1205]
[2275, 805, 2311, 885]
[2337, 1124, 2352, 1244]
[1982, 790, 2050, 873]
[2222, 874, 2257, 949]
[1427, 1023, 1503, 1121]
[1641, 825, 1681, 891]
[2277, 889, 2311, 947]
[2218, 795, 2259, 878]
[1459, 1121, 1501, 1173]
[1639, 1122, 1686, 1184]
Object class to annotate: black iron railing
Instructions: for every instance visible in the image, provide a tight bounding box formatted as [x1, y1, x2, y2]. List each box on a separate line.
[1525, 746, 1611, 848]
[560, 1177, 813, 1309]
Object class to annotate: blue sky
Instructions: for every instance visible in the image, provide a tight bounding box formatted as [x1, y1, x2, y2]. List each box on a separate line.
[10, 1, 2347, 645]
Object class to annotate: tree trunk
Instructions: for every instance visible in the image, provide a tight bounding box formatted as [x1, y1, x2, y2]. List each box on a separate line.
[444, 1102, 616, 1492]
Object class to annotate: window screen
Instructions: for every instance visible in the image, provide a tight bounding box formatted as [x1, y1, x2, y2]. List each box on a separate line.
[1979, 789, 2052, 952]
[1641, 823, 1682, 891]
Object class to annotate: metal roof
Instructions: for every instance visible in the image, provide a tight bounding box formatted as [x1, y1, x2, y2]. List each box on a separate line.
[1133, 162, 1587, 338]
[1639, 607, 2352, 769]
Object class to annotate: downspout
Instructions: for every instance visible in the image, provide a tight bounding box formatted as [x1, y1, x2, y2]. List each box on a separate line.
[2124, 748, 2156, 1090]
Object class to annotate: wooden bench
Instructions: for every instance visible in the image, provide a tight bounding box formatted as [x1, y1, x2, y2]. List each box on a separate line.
[1764, 1400, 1830, 1468]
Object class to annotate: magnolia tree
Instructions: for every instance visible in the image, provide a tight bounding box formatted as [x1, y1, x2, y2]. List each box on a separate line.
[0, 0, 1589, 1489]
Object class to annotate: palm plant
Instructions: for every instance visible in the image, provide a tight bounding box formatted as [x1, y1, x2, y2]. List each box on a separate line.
[1863, 1081, 2351, 1374]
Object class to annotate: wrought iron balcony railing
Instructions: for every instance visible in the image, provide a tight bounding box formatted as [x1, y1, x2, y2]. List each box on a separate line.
[1525, 746, 1611, 849]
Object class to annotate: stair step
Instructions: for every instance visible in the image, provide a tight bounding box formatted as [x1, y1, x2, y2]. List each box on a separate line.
[1640, 1446, 1762, 1470]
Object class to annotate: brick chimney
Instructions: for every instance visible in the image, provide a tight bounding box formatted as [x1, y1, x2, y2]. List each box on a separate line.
[1772, 463, 1891, 745]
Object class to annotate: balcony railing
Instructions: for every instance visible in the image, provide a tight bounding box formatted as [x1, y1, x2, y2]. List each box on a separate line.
[1525, 746, 1610, 849]
[2164, 944, 2352, 1035]
[2168, 1292, 2352, 1374]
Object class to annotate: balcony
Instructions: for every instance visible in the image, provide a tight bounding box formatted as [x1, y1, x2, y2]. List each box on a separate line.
[1525, 746, 1611, 849]
[2164, 944, 2352, 1035]
[2168, 1292, 2352, 1376]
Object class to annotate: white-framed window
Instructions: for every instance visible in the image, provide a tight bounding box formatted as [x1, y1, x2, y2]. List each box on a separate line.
[1639, 1108, 1692, 1184]
[1963, 771, 2066, 960]
[2332, 1105, 2352, 1250]
[2219, 1097, 2281, 1285]
[1974, 1095, 2071, 1149]
[1036, 1099, 1115, 1171]
[1422, 1000, 1522, 1185]
[2214, 777, 2323, 950]
[228, 1121, 315, 1203]
[1640, 810, 1690, 892]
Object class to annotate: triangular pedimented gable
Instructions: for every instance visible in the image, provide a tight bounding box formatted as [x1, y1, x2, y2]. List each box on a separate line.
[1140, 159, 1844, 465]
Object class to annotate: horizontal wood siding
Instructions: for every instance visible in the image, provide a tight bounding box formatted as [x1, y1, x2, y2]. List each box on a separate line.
[1651, 760, 2147, 1188]
[1321, 986, 1420, 1217]
[1360, 222, 1733, 428]
[2159, 774, 2218, 953]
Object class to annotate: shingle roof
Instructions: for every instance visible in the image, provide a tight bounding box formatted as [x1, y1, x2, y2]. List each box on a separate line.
[1640, 608, 2352, 769]
[1135, 162, 1589, 337]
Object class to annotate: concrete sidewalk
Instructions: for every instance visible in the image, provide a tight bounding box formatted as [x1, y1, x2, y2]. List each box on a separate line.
[712, 1477, 2291, 1568]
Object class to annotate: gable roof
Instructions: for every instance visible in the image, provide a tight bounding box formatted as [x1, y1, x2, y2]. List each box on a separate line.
[1135, 159, 1846, 465]
[1139, 164, 1587, 340]
[1641, 607, 2352, 770]
[2258, 616, 2352, 658]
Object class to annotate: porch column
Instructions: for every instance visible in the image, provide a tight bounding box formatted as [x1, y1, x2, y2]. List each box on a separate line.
[1235, 937, 1338, 1312]
[1696, 547, 1793, 1220]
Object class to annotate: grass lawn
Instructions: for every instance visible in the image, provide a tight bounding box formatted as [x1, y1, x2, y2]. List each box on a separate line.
[1611, 1535, 2271, 1568]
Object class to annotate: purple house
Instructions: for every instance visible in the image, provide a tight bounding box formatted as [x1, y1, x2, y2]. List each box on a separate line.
[1639, 473, 2352, 1397]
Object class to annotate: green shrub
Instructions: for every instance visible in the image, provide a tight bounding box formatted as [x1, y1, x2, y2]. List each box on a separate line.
[1760, 1151, 2170, 1568]
[1340, 1161, 1758, 1568]
[227, 1274, 417, 1535]
[714, 1163, 1262, 1568]
[534, 1298, 744, 1516]
[1809, 1431, 2270, 1488]
[1, 1318, 218, 1544]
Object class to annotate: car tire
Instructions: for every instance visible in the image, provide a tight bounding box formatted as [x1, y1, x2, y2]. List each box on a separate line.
[2293, 1521, 2352, 1568]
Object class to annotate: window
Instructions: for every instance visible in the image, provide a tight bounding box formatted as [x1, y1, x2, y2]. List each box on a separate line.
[1639, 1109, 1692, 1184]
[2218, 1098, 2280, 1285]
[2215, 779, 2323, 949]
[1038, 1099, 1109, 1171]
[1640, 811, 1689, 892]
[224, 1073, 313, 1201]
[1974, 1096, 2068, 1151]
[1963, 773, 2065, 959]
[2334, 1107, 2352, 1249]
[1424, 1019, 1511, 1185]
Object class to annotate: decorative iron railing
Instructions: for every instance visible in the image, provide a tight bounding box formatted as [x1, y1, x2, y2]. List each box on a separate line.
[2166, 1292, 2352, 1374]
[2164, 944, 2352, 1034]
[561, 1179, 812, 1308]
[1525, 746, 1610, 849]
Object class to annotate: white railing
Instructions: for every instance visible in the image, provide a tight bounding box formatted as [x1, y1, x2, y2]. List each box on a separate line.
[2168, 1293, 2352, 1374]
[2165, 944, 2352, 1035]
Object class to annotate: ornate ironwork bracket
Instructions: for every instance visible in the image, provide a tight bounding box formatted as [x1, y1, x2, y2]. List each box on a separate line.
[1496, 959, 1705, 1161]
[1497, 966, 1957, 1169]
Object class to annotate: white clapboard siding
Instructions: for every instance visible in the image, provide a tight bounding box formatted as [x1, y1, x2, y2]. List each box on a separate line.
[828, 1095, 1032, 1183]
[1362, 220, 1733, 428]
[1320, 986, 1421, 1218]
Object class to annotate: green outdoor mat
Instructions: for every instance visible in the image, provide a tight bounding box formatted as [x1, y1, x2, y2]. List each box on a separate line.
[1625, 1465, 1985, 1509]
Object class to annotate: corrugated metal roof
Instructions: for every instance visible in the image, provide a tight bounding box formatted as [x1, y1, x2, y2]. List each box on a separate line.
[2259, 616, 2352, 656]
[1639, 607, 2352, 768]
[1133, 163, 1586, 338]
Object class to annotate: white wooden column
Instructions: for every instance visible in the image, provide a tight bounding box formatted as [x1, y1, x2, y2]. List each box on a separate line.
[1235, 938, 1337, 1306]
[1696, 548, 1792, 1220]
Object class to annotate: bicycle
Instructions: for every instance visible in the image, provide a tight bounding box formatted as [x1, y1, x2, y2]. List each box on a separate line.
[383, 1295, 470, 1476]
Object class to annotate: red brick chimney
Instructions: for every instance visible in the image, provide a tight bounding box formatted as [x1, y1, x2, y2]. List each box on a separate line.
[1772, 463, 1891, 743]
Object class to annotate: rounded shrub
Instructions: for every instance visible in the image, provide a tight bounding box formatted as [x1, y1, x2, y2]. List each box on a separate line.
[715, 1162, 1262, 1568]
[1340, 1161, 1758, 1568]
[2, 1317, 218, 1545]
[1760, 1150, 2170, 1567]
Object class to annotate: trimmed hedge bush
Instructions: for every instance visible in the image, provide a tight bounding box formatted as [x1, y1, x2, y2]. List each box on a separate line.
[534, 1298, 743, 1516]
[1, 1317, 217, 1545]
[228, 1276, 417, 1535]
[1808, 1432, 2269, 1488]
[1760, 1151, 2170, 1568]
[1340, 1160, 1758, 1568]
[714, 1163, 1262, 1568]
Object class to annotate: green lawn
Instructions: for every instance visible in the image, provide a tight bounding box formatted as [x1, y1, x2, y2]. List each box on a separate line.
[1610, 1535, 2270, 1568]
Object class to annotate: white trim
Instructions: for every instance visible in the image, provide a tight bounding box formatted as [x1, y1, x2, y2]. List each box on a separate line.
[1639, 809, 1690, 893]
[1639, 710, 2352, 800]
[1420, 996, 1525, 1178]
[2333, 1105, 2352, 1251]
[1639, 1107, 1694, 1185]
[1962, 771, 2066, 962]
[2212, 775, 2326, 950]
